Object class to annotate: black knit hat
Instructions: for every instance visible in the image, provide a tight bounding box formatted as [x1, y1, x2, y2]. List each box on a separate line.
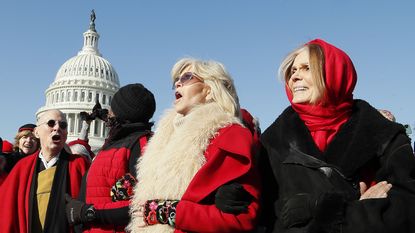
[111, 83, 156, 123]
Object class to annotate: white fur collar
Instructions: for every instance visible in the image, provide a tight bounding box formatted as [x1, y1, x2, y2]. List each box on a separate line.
[127, 102, 241, 233]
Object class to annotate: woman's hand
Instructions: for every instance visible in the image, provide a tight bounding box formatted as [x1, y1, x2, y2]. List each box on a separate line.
[359, 181, 392, 200]
[215, 182, 253, 214]
[131, 200, 147, 227]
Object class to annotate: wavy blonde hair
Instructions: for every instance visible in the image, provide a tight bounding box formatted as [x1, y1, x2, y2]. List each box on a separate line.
[171, 58, 241, 118]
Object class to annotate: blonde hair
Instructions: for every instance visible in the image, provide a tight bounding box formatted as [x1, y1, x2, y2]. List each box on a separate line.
[171, 58, 241, 117]
[279, 43, 326, 104]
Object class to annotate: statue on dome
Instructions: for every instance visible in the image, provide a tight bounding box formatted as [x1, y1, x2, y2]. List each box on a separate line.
[90, 9, 96, 23]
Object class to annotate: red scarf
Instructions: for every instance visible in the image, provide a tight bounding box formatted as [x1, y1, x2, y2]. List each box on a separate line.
[287, 39, 357, 152]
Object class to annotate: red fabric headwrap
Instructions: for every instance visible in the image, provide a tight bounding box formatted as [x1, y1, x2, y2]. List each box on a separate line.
[286, 39, 357, 152]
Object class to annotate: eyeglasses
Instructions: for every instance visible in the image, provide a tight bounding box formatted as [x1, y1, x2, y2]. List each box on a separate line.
[39, 119, 68, 130]
[172, 72, 201, 90]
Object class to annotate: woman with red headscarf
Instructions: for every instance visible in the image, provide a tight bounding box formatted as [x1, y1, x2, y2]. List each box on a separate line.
[259, 39, 415, 233]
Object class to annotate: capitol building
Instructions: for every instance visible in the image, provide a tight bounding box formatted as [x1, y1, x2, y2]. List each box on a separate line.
[36, 11, 120, 151]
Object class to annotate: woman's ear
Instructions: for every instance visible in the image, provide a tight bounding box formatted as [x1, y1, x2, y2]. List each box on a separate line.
[204, 86, 213, 102]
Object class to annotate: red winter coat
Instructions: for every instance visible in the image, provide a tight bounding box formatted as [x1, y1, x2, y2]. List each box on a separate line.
[174, 124, 261, 232]
[83, 125, 151, 233]
[129, 103, 261, 233]
[0, 150, 89, 233]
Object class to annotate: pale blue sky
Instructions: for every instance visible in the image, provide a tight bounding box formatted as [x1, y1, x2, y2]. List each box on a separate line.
[0, 1, 414, 142]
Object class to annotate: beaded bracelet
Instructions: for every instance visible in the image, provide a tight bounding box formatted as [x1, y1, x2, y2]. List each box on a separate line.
[144, 199, 179, 227]
[110, 173, 137, 202]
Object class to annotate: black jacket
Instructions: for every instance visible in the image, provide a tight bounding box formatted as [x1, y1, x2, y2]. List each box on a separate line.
[260, 100, 415, 233]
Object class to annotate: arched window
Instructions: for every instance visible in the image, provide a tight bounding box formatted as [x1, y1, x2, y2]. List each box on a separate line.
[66, 91, 71, 102]
[88, 91, 93, 102]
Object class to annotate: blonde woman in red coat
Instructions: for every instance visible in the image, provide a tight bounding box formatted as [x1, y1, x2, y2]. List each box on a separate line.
[127, 58, 261, 233]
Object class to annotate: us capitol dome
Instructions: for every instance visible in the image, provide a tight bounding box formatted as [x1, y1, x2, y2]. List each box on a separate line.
[36, 11, 120, 151]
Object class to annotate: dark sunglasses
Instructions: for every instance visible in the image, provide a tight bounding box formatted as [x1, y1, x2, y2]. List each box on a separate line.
[41, 119, 68, 130]
[172, 72, 201, 90]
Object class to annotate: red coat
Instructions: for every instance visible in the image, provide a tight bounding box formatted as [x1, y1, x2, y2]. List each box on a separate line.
[128, 104, 261, 233]
[84, 128, 150, 233]
[0, 150, 89, 233]
[175, 124, 261, 233]
[84, 146, 133, 233]
[0, 171, 7, 186]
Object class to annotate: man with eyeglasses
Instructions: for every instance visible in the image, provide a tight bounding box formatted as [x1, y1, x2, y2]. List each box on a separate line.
[0, 109, 90, 233]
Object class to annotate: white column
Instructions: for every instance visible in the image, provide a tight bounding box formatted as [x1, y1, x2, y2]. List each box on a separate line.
[68, 113, 72, 135]
[90, 118, 96, 137]
[74, 113, 79, 134]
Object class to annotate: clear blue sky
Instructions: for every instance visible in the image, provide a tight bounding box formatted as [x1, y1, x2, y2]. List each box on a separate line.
[1, 1, 414, 143]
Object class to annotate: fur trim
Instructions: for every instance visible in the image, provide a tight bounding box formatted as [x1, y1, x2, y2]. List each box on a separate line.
[127, 102, 241, 233]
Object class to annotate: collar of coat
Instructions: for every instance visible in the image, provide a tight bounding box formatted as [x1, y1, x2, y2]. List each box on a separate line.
[261, 99, 406, 177]
[133, 102, 242, 199]
[128, 102, 241, 232]
[102, 122, 152, 150]
[30, 149, 71, 233]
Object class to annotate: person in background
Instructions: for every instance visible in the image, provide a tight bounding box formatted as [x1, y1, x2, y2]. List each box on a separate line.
[127, 58, 261, 233]
[65, 83, 155, 233]
[14, 123, 39, 155]
[68, 120, 95, 161]
[0, 139, 14, 184]
[378, 109, 396, 122]
[378, 110, 414, 153]
[3, 123, 40, 173]
[0, 109, 90, 233]
[259, 39, 415, 233]
[67, 99, 108, 161]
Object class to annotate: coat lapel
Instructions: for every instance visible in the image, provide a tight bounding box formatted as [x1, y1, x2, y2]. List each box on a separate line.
[43, 150, 69, 233]
[263, 100, 405, 178]
[324, 100, 404, 177]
